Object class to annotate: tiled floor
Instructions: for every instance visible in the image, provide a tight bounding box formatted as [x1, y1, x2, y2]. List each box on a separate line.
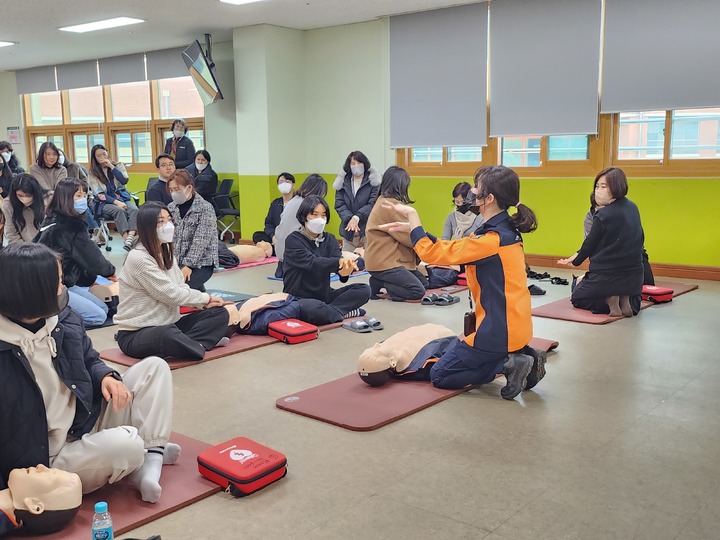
[92, 242, 720, 539]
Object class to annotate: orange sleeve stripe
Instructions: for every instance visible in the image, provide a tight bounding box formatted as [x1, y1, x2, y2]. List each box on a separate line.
[415, 233, 500, 266]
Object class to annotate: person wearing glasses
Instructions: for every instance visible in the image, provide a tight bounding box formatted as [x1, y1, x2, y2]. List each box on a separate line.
[146, 154, 176, 205]
[163, 119, 196, 169]
[166, 170, 219, 291]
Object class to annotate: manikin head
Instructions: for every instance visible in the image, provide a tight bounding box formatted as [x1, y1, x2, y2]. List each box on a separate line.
[8, 465, 82, 534]
[256, 241, 273, 257]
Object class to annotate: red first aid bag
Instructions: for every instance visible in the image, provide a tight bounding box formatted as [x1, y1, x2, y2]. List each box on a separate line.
[642, 284, 673, 303]
[197, 437, 287, 497]
[457, 273, 467, 286]
[268, 318, 318, 344]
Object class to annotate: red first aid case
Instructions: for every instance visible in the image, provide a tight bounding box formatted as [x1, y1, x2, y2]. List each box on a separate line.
[197, 437, 287, 497]
[457, 273, 467, 286]
[642, 284, 673, 303]
[268, 318, 318, 344]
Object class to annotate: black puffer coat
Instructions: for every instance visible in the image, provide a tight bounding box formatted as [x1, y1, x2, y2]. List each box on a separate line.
[0, 307, 118, 488]
[35, 212, 116, 287]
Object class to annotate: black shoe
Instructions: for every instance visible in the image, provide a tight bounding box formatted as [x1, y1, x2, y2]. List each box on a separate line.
[501, 353, 533, 400]
[528, 284, 546, 296]
[521, 346, 547, 391]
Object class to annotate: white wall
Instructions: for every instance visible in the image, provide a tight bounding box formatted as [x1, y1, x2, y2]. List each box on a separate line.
[0, 71, 27, 168]
[203, 41, 239, 174]
[304, 20, 392, 174]
[233, 25, 271, 175]
[265, 26, 306, 174]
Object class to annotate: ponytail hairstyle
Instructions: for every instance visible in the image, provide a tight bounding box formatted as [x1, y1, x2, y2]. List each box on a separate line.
[473, 165, 537, 234]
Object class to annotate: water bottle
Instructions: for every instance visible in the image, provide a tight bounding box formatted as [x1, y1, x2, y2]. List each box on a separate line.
[91, 501, 113, 540]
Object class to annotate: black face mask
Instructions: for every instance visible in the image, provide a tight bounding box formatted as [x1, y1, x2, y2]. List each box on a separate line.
[55, 286, 70, 315]
[456, 204, 471, 214]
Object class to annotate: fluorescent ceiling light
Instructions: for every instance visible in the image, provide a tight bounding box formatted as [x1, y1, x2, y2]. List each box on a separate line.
[219, 0, 264, 5]
[59, 17, 144, 33]
[0, 41, 16, 48]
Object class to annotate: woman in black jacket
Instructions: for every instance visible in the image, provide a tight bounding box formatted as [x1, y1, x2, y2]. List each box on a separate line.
[163, 119, 196, 169]
[558, 167, 645, 317]
[0, 243, 179, 503]
[283, 195, 370, 325]
[333, 150, 381, 251]
[35, 178, 116, 327]
[0, 141, 24, 174]
[185, 149, 218, 200]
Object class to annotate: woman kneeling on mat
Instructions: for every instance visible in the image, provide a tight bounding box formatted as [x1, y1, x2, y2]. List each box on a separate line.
[365, 166, 428, 301]
[115, 202, 233, 361]
[0, 243, 179, 503]
[283, 195, 371, 325]
[379, 165, 544, 400]
[558, 167, 645, 317]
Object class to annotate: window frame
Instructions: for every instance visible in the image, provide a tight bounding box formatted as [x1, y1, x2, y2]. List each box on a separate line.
[22, 80, 205, 174]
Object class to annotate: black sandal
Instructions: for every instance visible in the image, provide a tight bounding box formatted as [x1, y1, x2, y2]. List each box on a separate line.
[550, 277, 569, 285]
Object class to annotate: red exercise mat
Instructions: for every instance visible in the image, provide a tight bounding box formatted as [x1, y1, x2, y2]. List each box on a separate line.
[275, 336, 558, 431]
[42, 433, 220, 540]
[531, 297, 653, 324]
[100, 322, 343, 369]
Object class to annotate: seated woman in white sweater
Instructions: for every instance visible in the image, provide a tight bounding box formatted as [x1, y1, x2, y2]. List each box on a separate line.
[114, 202, 232, 361]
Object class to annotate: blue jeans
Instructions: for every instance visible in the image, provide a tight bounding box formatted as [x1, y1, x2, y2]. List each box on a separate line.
[68, 286, 108, 327]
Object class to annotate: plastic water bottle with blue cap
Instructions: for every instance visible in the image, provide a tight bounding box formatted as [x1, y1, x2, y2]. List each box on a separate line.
[91, 501, 113, 540]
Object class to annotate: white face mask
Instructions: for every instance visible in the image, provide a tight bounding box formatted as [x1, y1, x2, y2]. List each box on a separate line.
[350, 164, 364, 177]
[306, 218, 326, 235]
[278, 182, 293, 195]
[1, 152, 11, 162]
[171, 187, 190, 205]
[594, 186, 613, 207]
[18, 196, 34, 207]
[195, 161, 208, 172]
[58, 154, 65, 165]
[173, 129, 185, 139]
[157, 222, 175, 243]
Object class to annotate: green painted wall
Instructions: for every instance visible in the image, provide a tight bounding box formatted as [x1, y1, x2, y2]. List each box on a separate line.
[130, 172, 720, 267]
[412, 176, 720, 267]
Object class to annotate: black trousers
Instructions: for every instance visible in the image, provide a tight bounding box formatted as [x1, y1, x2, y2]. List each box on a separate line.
[187, 265, 214, 292]
[571, 266, 643, 315]
[116, 307, 230, 361]
[252, 231, 277, 256]
[369, 267, 428, 301]
[298, 283, 371, 325]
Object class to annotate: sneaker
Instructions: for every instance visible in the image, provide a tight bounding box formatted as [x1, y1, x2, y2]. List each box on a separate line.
[344, 308, 367, 319]
[123, 234, 136, 252]
[500, 353, 533, 400]
[522, 346, 547, 391]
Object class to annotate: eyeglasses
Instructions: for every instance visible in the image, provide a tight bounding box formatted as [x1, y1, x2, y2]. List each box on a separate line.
[159, 163, 175, 168]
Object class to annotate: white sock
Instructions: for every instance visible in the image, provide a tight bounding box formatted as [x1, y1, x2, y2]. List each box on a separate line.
[163, 443, 181, 465]
[129, 449, 164, 503]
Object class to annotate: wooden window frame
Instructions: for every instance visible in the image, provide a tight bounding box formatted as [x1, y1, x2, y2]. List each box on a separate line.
[22, 81, 205, 175]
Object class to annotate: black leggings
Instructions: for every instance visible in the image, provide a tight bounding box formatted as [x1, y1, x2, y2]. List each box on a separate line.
[116, 307, 230, 361]
[187, 265, 214, 292]
[369, 267, 428, 301]
[298, 284, 371, 325]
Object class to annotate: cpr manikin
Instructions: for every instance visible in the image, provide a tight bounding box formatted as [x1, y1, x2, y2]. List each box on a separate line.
[0, 465, 82, 536]
[357, 324, 457, 386]
[229, 241, 273, 264]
